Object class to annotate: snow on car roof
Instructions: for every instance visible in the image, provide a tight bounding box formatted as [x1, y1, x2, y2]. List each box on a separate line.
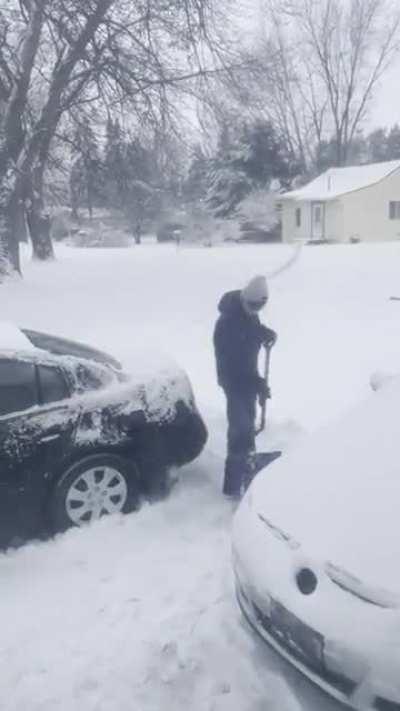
[281, 160, 400, 202]
[0, 322, 37, 352]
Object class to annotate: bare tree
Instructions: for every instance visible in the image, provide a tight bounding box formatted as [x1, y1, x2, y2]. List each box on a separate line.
[0, 0, 46, 273]
[18, 0, 114, 261]
[254, 0, 400, 170]
[294, 0, 400, 165]
[0, 0, 237, 275]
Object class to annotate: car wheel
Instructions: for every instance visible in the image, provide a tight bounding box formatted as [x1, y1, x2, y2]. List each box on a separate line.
[49, 454, 140, 532]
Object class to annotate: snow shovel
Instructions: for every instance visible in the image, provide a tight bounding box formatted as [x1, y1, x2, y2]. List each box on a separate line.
[247, 342, 281, 482]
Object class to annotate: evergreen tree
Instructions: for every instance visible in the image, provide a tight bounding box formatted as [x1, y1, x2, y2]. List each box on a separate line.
[69, 119, 103, 218]
[367, 129, 388, 163]
[206, 165, 253, 217]
[386, 125, 400, 160]
[346, 133, 368, 165]
[206, 120, 292, 217]
[236, 120, 292, 186]
[315, 134, 368, 172]
[122, 139, 158, 243]
[104, 118, 126, 208]
[315, 138, 338, 173]
[183, 145, 210, 203]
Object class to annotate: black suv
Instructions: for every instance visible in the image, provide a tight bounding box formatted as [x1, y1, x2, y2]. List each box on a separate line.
[0, 328, 207, 547]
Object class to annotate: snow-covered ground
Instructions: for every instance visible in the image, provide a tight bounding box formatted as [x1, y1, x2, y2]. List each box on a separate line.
[1, 240, 400, 711]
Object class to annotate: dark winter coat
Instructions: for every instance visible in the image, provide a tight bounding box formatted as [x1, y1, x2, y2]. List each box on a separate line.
[213, 290, 274, 394]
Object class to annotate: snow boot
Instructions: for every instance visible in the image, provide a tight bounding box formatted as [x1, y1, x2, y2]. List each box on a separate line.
[223, 454, 248, 498]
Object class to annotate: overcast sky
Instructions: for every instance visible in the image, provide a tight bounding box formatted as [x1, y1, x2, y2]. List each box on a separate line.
[371, 63, 400, 129]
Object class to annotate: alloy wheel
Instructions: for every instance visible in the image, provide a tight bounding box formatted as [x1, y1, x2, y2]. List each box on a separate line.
[66, 466, 128, 525]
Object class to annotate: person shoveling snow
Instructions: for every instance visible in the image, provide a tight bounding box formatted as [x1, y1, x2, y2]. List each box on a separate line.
[213, 275, 281, 499]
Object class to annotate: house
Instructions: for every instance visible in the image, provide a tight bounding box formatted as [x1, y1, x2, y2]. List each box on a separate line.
[279, 160, 400, 243]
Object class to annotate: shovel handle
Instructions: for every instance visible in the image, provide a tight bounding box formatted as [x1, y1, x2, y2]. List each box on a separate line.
[256, 403, 267, 436]
[256, 343, 273, 436]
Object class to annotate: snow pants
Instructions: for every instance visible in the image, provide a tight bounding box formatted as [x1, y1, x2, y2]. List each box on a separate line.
[223, 387, 257, 496]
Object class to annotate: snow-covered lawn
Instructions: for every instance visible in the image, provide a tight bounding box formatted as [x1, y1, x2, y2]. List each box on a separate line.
[1, 241, 400, 711]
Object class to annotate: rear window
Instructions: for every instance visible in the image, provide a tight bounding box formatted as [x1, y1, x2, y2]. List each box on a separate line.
[0, 360, 38, 416]
[21, 329, 122, 369]
[38, 365, 69, 404]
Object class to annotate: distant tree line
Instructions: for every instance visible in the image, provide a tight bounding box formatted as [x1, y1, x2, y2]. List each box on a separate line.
[69, 117, 185, 243]
[315, 125, 400, 174]
[183, 122, 400, 220]
[66, 115, 400, 241]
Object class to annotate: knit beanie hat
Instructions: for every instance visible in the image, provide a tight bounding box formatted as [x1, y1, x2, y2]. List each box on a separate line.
[241, 275, 269, 303]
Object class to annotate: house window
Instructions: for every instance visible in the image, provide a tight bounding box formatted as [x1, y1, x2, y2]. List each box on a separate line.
[389, 201, 400, 219]
[295, 207, 301, 228]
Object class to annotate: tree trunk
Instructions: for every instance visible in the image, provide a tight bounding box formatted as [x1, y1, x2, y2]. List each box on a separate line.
[15, 203, 29, 244]
[0, 236, 9, 280]
[26, 168, 54, 261]
[0, 195, 22, 277]
[0, 3, 44, 181]
[86, 166, 94, 219]
[70, 183, 79, 221]
[87, 191, 93, 220]
[133, 221, 142, 244]
[27, 207, 54, 260]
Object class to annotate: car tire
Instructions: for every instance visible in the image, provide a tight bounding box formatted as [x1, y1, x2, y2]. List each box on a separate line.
[49, 454, 140, 532]
[146, 466, 178, 501]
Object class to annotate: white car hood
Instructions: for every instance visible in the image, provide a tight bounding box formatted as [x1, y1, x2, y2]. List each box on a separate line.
[251, 378, 400, 595]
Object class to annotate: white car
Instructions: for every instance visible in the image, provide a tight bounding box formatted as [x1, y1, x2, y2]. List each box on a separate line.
[232, 377, 400, 711]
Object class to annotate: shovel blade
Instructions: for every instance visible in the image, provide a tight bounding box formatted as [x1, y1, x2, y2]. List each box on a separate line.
[243, 450, 282, 493]
[252, 450, 282, 475]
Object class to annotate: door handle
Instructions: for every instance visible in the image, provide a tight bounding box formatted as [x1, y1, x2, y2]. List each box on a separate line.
[39, 427, 62, 444]
[40, 433, 61, 443]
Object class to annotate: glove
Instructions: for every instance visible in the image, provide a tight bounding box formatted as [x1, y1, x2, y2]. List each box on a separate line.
[260, 325, 277, 348]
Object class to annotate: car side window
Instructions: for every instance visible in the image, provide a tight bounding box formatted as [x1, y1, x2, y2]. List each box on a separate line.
[38, 365, 69, 404]
[75, 363, 114, 392]
[0, 360, 38, 416]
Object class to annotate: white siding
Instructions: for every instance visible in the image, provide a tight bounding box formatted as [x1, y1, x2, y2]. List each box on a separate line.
[282, 200, 312, 242]
[325, 200, 344, 241]
[341, 168, 400, 242]
[282, 199, 342, 242]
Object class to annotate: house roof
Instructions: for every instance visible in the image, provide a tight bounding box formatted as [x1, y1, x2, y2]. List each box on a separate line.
[281, 160, 400, 202]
